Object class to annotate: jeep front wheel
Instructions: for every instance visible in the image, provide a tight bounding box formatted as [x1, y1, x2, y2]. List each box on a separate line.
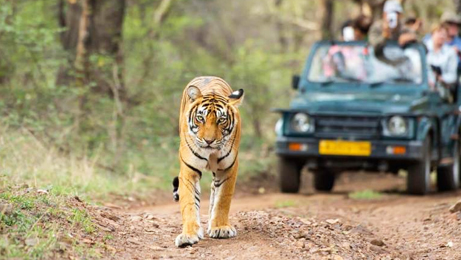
[407, 137, 431, 195]
[437, 138, 460, 191]
[278, 157, 303, 193]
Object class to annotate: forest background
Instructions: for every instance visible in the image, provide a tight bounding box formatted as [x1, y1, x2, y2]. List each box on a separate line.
[0, 0, 455, 199]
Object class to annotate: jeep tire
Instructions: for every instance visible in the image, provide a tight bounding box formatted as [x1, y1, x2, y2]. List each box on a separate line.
[437, 138, 460, 191]
[278, 157, 303, 193]
[312, 169, 336, 192]
[407, 137, 431, 195]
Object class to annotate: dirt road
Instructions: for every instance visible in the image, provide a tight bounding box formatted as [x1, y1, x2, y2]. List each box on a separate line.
[98, 173, 461, 259]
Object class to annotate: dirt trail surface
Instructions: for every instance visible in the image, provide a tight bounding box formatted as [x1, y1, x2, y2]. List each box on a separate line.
[91, 173, 461, 259]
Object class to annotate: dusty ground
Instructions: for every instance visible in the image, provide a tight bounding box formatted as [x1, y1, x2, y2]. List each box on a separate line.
[87, 172, 461, 260]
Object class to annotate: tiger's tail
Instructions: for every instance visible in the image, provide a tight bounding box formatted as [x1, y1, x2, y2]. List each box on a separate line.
[172, 177, 179, 202]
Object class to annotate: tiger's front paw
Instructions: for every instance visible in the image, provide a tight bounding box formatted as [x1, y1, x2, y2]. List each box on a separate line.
[175, 227, 203, 247]
[208, 225, 237, 239]
[175, 233, 199, 247]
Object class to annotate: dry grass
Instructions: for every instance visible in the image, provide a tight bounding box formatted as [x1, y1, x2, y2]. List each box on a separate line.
[0, 125, 161, 200]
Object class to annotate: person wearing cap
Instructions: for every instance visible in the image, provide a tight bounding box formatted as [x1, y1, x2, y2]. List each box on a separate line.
[441, 11, 461, 56]
[368, 0, 417, 50]
[424, 12, 461, 49]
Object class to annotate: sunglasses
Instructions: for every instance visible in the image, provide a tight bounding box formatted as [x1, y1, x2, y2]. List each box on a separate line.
[446, 22, 461, 26]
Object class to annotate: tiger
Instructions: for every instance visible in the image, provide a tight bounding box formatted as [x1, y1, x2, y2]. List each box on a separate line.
[172, 76, 244, 247]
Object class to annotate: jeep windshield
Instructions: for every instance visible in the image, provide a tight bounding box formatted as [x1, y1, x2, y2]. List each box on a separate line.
[307, 44, 423, 85]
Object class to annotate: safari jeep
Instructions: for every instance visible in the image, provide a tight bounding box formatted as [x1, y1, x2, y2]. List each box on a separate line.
[275, 41, 461, 195]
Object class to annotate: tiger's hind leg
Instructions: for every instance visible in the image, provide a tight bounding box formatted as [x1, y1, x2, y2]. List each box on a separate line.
[175, 163, 204, 247]
[207, 160, 238, 239]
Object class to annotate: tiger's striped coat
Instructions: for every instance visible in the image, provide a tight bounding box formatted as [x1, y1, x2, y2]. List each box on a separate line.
[173, 76, 244, 247]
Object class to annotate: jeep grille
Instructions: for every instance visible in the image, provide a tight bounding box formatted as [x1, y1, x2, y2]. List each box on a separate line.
[314, 115, 380, 139]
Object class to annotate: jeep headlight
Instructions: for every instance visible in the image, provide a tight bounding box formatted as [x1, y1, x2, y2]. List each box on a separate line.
[383, 116, 408, 136]
[291, 113, 314, 133]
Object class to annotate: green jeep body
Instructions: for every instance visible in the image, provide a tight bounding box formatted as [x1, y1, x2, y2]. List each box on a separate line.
[275, 41, 461, 195]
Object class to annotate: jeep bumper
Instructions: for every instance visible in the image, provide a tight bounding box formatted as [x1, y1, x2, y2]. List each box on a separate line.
[276, 137, 424, 161]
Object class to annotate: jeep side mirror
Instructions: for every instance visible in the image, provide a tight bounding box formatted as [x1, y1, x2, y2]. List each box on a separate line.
[292, 75, 300, 90]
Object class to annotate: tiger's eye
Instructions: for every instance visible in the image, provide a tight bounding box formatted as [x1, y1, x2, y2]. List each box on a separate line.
[218, 118, 226, 124]
[197, 115, 204, 122]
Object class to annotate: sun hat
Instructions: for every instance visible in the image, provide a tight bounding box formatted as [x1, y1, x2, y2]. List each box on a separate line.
[441, 11, 461, 24]
[383, 0, 403, 14]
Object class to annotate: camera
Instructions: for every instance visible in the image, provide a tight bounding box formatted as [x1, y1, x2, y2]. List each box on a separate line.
[430, 65, 442, 76]
[342, 26, 355, 41]
[387, 12, 398, 29]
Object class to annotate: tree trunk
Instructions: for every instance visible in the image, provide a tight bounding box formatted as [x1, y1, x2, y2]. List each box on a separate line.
[319, 0, 334, 40]
[274, 0, 289, 51]
[365, 0, 384, 21]
[74, 0, 90, 87]
[57, 0, 126, 99]
[252, 118, 262, 139]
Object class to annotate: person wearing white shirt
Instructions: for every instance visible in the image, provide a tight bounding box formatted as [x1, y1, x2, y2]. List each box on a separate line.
[425, 24, 459, 101]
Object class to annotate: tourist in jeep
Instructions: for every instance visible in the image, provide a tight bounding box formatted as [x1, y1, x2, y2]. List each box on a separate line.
[352, 15, 372, 41]
[425, 24, 458, 101]
[368, 0, 417, 49]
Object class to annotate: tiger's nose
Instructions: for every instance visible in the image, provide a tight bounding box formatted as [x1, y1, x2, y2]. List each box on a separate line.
[204, 138, 215, 145]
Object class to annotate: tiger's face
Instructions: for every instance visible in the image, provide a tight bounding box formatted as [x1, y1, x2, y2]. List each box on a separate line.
[186, 86, 244, 150]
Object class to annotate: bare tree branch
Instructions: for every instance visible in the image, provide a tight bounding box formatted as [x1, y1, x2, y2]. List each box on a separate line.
[153, 0, 172, 26]
[286, 17, 320, 30]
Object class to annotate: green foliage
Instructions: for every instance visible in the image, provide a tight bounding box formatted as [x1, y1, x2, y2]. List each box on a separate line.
[0, 191, 58, 258]
[275, 200, 298, 208]
[348, 190, 384, 200]
[0, 0, 297, 199]
[103, 234, 114, 241]
[0, 192, 36, 210]
[225, 42, 293, 137]
[69, 209, 96, 234]
[1, 0, 451, 201]
[0, 186, 103, 259]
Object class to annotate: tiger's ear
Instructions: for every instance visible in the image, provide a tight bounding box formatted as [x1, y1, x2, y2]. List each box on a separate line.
[228, 89, 244, 108]
[187, 85, 202, 101]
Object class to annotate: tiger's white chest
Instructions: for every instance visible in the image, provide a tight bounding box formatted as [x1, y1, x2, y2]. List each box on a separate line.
[188, 145, 235, 173]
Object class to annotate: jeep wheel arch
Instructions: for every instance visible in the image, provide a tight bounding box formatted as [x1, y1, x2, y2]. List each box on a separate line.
[417, 117, 441, 163]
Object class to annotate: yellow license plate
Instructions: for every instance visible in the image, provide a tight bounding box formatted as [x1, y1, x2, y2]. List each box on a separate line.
[319, 140, 371, 156]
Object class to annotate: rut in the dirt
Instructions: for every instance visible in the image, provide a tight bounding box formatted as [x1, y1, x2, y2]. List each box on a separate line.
[96, 206, 402, 259]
